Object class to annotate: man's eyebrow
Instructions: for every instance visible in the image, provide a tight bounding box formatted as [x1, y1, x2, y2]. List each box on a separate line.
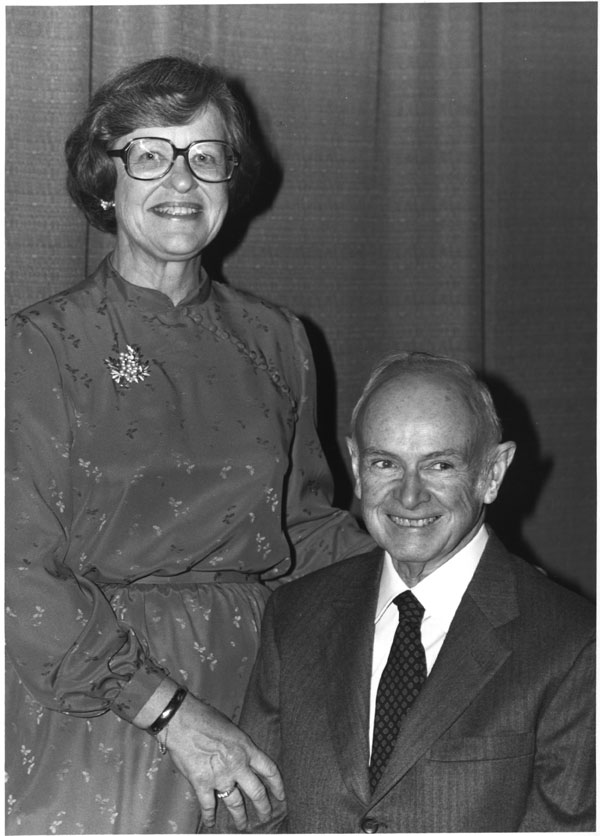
[423, 449, 464, 459]
[361, 447, 396, 457]
[360, 447, 466, 460]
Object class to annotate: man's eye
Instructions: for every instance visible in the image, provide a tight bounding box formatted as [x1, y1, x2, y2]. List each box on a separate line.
[372, 459, 394, 469]
[430, 461, 453, 471]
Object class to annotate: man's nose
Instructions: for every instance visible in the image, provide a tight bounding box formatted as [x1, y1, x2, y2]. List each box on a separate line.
[395, 470, 429, 508]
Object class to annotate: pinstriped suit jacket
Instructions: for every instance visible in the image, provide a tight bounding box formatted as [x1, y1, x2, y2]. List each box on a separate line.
[238, 533, 595, 832]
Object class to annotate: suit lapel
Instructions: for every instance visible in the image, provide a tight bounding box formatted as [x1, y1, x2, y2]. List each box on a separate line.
[324, 550, 383, 806]
[373, 535, 520, 798]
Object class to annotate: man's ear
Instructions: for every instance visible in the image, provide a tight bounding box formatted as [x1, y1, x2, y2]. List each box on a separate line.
[345, 436, 362, 500]
[482, 441, 516, 505]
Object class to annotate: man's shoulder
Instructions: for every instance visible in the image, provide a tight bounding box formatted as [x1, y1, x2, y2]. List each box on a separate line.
[263, 549, 381, 640]
[272, 548, 382, 606]
[518, 558, 594, 629]
[483, 534, 595, 633]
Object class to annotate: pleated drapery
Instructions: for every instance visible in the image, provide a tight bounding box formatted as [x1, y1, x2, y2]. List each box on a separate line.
[6, 4, 596, 598]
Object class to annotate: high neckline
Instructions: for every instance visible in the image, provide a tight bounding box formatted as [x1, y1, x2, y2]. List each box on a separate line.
[101, 254, 212, 311]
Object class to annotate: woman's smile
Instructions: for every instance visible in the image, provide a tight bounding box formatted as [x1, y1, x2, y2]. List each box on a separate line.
[151, 201, 204, 218]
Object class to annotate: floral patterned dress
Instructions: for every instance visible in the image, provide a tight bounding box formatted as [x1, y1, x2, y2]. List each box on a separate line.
[5, 256, 371, 834]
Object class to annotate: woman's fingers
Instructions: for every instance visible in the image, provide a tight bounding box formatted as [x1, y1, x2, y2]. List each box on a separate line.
[234, 771, 272, 824]
[215, 786, 248, 831]
[164, 695, 285, 829]
[196, 785, 219, 829]
[249, 748, 285, 802]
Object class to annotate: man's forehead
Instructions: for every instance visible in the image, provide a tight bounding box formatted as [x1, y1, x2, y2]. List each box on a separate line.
[359, 372, 482, 448]
[367, 370, 471, 414]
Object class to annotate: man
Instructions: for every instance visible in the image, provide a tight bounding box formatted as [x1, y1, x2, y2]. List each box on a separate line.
[232, 352, 595, 832]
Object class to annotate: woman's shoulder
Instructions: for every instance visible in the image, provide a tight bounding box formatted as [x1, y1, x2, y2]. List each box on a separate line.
[210, 279, 299, 331]
[8, 274, 101, 331]
[207, 281, 311, 400]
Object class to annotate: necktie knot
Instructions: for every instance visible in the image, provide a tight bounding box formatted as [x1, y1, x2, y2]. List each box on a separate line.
[394, 590, 424, 624]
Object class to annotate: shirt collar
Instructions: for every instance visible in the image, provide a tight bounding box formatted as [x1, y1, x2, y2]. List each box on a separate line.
[375, 523, 489, 628]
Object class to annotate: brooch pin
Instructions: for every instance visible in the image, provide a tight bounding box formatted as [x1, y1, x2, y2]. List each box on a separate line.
[104, 344, 151, 387]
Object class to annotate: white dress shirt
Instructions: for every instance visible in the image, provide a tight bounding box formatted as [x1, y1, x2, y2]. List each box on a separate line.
[369, 524, 489, 752]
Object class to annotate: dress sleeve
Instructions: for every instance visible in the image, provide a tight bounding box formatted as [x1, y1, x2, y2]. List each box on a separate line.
[267, 314, 373, 583]
[5, 314, 168, 721]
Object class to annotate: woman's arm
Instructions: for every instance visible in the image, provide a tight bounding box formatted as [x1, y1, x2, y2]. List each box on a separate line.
[6, 313, 166, 718]
[273, 314, 373, 582]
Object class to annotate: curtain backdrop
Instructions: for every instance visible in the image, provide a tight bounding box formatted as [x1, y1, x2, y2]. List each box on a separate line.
[6, 3, 596, 599]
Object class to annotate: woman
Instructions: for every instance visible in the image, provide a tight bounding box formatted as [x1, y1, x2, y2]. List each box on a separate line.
[5, 56, 372, 835]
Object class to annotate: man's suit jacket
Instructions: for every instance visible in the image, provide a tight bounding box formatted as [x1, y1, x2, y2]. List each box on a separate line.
[239, 534, 595, 833]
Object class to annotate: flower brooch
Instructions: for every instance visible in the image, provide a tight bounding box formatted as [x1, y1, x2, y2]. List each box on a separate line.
[104, 344, 151, 387]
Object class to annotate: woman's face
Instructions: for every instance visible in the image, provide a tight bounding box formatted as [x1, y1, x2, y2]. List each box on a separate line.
[111, 106, 230, 269]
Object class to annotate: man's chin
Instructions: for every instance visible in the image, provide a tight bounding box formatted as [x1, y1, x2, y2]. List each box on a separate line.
[387, 547, 454, 584]
[382, 524, 443, 561]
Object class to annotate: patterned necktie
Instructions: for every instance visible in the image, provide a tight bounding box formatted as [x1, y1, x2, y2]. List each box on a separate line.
[369, 590, 426, 793]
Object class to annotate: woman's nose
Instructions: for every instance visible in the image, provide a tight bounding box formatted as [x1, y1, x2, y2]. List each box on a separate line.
[166, 156, 195, 191]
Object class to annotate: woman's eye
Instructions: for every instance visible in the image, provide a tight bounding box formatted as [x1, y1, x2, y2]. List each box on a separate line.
[430, 461, 453, 471]
[132, 149, 164, 164]
[191, 152, 215, 166]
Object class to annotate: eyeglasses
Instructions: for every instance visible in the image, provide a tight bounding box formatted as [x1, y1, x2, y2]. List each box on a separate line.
[107, 137, 239, 182]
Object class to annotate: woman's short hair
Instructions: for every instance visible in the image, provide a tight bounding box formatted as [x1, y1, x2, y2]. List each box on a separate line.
[65, 55, 258, 233]
[350, 351, 503, 455]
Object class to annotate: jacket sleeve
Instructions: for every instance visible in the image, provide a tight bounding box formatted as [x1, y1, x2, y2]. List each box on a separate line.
[264, 313, 373, 585]
[518, 634, 596, 831]
[5, 313, 168, 721]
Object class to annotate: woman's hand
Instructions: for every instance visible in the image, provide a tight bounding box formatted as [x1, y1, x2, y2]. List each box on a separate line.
[163, 692, 285, 830]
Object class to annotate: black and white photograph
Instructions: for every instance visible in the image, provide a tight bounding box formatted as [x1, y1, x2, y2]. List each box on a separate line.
[5, 3, 596, 833]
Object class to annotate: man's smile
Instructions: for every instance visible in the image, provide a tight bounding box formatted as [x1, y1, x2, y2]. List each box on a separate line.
[388, 515, 440, 528]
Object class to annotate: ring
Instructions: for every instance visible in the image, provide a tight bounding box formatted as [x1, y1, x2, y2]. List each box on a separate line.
[216, 786, 236, 799]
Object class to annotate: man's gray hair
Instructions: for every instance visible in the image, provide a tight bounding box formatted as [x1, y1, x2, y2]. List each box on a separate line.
[349, 351, 503, 451]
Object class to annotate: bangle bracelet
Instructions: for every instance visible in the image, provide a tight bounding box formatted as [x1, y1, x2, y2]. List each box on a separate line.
[147, 687, 188, 736]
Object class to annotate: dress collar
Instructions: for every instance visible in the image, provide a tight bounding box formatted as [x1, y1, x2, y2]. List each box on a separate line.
[98, 254, 212, 311]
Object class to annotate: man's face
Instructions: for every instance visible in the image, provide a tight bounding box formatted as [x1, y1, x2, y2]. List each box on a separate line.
[348, 373, 513, 584]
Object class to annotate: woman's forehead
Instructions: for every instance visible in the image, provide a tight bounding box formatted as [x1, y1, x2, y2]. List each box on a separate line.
[118, 105, 226, 144]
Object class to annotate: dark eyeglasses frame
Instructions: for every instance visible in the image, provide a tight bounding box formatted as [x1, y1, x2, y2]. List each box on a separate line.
[107, 138, 240, 183]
